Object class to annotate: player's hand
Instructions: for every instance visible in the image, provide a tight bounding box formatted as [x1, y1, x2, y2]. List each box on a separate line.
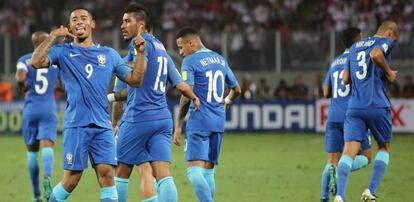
[50, 25, 76, 39]
[173, 127, 182, 146]
[134, 24, 146, 53]
[192, 97, 200, 111]
[386, 70, 397, 82]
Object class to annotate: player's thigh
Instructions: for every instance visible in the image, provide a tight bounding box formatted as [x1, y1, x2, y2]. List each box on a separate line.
[89, 127, 117, 167]
[37, 113, 58, 144]
[184, 131, 211, 163]
[208, 132, 224, 166]
[344, 109, 368, 143]
[325, 122, 344, 153]
[22, 112, 39, 146]
[147, 119, 173, 162]
[367, 108, 392, 146]
[116, 121, 151, 165]
[62, 127, 93, 171]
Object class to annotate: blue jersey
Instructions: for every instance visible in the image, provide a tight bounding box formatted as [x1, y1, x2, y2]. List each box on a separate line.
[323, 50, 351, 123]
[182, 48, 238, 132]
[122, 33, 182, 123]
[348, 36, 394, 109]
[17, 53, 59, 114]
[48, 43, 132, 129]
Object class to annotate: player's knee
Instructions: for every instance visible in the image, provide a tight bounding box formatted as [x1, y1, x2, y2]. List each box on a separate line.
[138, 164, 153, 181]
[61, 178, 80, 192]
[98, 166, 115, 181]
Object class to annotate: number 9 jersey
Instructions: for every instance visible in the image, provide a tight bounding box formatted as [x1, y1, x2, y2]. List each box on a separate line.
[181, 48, 238, 133]
[348, 36, 394, 109]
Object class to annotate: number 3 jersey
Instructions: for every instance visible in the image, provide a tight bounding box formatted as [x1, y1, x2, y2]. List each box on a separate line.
[48, 43, 132, 129]
[323, 50, 350, 123]
[17, 53, 59, 115]
[122, 33, 182, 123]
[181, 48, 238, 133]
[348, 36, 394, 109]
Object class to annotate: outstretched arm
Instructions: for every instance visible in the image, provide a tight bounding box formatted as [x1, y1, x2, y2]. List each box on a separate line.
[31, 26, 75, 68]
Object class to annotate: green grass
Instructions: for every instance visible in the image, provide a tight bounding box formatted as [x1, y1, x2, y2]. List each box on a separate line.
[1, 133, 414, 201]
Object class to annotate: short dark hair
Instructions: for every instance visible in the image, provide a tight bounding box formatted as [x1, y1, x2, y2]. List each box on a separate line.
[176, 28, 199, 39]
[69, 7, 94, 19]
[124, 2, 152, 32]
[342, 27, 361, 48]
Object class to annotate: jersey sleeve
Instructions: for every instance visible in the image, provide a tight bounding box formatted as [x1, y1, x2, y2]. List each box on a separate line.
[16, 56, 28, 72]
[224, 62, 238, 88]
[166, 55, 182, 87]
[181, 57, 195, 86]
[375, 38, 394, 55]
[48, 45, 63, 66]
[113, 77, 127, 92]
[110, 49, 133, 80]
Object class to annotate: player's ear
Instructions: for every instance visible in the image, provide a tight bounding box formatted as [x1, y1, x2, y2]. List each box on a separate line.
[91, 19, 96, 29]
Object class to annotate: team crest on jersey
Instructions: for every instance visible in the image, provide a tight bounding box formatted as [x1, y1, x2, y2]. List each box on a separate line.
[66, 153, 73, 165]
[97, 54, 106, 67]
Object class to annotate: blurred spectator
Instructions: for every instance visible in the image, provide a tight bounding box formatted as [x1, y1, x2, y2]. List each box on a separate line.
[388, 81, 400, 98]
[402, 75, 414, 98]
[273, 79, 291, 100]
[0, 78, 13, 102]
[291, 75, 308, 100]
[256, 78, 271, 100]
[240, 75, 256, 100]
[313, 74, 324, 99]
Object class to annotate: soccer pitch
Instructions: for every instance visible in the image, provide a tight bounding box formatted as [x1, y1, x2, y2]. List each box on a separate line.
[1, 133, 413, 201]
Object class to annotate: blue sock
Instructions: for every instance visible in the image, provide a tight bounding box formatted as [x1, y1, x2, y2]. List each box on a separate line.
[336, 155, 353, 201]
[49, 182, 70, 202]
[203, 168, 215, 199]
[41, 147, 54, 177]
[368, 151, 389, 195]
[157, 176, 177, 202]
[321, 164, 331, 200]
[115, 177, 129, 202]
[27, 151, 40, 197]
[142, 195, 158, 202]
[101, 186, 118, 202]
[187, 166, 213, 202]
[351, 155, 368, 171]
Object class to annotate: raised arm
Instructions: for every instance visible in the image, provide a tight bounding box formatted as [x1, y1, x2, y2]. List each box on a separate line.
[31, 26, 75, 68]
[370, 47, 397, 82]
[123, 25, 147, 88]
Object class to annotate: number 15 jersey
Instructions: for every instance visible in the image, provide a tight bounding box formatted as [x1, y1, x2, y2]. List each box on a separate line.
[181, 48, 238, 133]
[348, 36, 394, 109]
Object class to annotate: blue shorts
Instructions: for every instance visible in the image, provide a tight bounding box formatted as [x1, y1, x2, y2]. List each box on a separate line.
[62, 125, 117, 170]
[325, 122, 371, 153]
[344, 108, 392, 145]
[185, 131, 223, 165]
[117, 119, 173, 165]
[22, 112, 57, 145]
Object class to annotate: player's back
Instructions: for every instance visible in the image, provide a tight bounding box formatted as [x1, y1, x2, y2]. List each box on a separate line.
[17, 53, 59, 114]
[325, 51, 351, 123]
[123, 33, 181, 123]
[348, 36, 394, 109]
[182, 49, 238, 132]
